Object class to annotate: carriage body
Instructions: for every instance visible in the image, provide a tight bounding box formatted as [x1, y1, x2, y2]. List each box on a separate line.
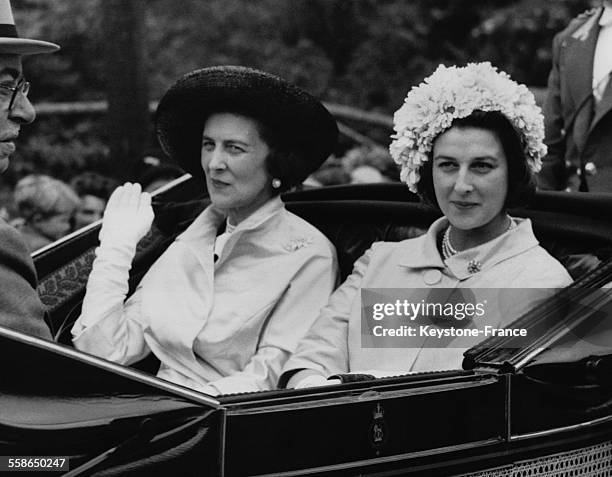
[2, 179, 612, 476]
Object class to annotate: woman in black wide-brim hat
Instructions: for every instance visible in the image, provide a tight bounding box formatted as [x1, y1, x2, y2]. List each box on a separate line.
[72, 66, 339, 396]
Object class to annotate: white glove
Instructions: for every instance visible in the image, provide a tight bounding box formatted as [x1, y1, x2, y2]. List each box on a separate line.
[294, 374, 342, 389]
[98, 183, 154, 248]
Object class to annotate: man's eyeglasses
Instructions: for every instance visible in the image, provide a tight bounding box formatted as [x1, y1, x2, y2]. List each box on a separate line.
[0, 78, 30, 112]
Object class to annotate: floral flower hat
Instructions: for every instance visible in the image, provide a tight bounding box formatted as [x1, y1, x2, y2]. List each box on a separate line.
[389, 62, 546, 193]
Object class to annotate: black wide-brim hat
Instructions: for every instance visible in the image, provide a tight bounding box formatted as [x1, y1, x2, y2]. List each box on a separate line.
[155, 65, 338, 186]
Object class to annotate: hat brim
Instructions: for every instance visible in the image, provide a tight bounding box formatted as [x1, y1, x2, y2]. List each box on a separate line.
[0, 37, 59, 55]
[155, 66, 338, 187]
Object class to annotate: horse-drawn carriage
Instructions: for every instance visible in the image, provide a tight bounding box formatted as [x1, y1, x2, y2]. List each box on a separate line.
[2, 178, 612, 476]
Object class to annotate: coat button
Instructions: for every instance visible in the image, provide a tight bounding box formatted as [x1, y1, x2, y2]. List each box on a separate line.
[423, 269, 442, 285]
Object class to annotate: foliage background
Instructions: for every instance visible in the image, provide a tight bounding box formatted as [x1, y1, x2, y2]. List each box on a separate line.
[4, 0, 595, 185]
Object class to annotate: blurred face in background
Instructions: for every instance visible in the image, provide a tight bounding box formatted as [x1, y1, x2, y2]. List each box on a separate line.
[0, 55, 36, 173]
[73, 194, 106, 229]
[33, 211, 73, 240]
[350, 165, 385, 184]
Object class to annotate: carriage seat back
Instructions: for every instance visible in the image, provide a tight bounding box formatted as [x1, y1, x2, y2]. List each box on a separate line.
[36, 186, 612, 341]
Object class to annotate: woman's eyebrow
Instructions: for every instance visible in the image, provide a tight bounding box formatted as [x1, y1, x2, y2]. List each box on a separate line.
[472, 155, 500, 161]
[201, 135, 251, 147]
[224, 139, 250, 146]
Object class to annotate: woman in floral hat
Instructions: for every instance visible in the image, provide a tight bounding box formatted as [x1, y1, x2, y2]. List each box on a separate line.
[281, 62, 573, 389]
[72, 66, 339, 396]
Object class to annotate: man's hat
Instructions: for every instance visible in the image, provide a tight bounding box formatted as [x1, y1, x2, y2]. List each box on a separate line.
[155, 66, 338, 186]
[0, 0, 59, 55]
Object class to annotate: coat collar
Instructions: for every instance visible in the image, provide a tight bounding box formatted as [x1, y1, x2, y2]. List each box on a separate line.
[397, 216, 539, 281]
[178, 195, 284, 242]
[586, 6, 612, 135]
[567, 8, 603, 107]
[600, 6, 612, 27]
[176, 196, 284, 266]
[571, 7, 603, 41]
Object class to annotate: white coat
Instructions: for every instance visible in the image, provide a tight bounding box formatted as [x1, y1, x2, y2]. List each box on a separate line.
[72, 197, 338, 395]
[281, 217, 573, 381]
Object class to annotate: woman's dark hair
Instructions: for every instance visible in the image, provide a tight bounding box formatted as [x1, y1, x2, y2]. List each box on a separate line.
[203, 107, 309, 196]
[417, 110, 536, 209]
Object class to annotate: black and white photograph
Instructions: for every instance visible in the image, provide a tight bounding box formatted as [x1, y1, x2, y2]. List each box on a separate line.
[1, 0, 612, 475]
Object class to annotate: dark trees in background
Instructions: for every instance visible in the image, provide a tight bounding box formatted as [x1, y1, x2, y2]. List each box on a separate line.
[102, 0, 149, 181]
[4, 0, 594, 184]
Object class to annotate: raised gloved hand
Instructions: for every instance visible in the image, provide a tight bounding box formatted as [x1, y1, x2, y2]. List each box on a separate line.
[98, 182, 155, 248]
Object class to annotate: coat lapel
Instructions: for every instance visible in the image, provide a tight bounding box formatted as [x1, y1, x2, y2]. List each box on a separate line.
[566, 9, 601, 104]
[138, 206, 220, 381]
[211, 196, 283, 266]
[137, 198, 285, 383]
[398, 217, 539, 281]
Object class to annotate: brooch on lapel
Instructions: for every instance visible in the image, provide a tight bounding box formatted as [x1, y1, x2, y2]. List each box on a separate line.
[284, 236, 314, 252]
[571, 8, 599, 41]
[467, 260, 482, 274]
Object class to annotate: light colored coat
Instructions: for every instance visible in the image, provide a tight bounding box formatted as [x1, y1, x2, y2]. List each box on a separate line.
[72, 197, 338, 394]
[282, 217, 573, 380]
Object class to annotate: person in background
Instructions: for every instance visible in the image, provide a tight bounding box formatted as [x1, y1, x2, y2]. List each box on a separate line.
[13, 174, 80, 251]
[0, 0, 59, 339]
[0, 177, 11, 220]
[538, 1, 612, 192]
[72, 66, 339, 396]
[343, 145, 400, 183]
[70, 172, 119, 230]
[280, 63, 573, 390]
[350, 164, 387, 184]
[304, 158, 350, 187]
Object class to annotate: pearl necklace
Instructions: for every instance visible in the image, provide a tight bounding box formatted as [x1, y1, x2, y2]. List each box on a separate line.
[442, 216, 515, 261]
[442, 226, 457, 260]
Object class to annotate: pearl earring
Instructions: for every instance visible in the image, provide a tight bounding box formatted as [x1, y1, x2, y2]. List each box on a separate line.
[272, 178, 282, 189]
